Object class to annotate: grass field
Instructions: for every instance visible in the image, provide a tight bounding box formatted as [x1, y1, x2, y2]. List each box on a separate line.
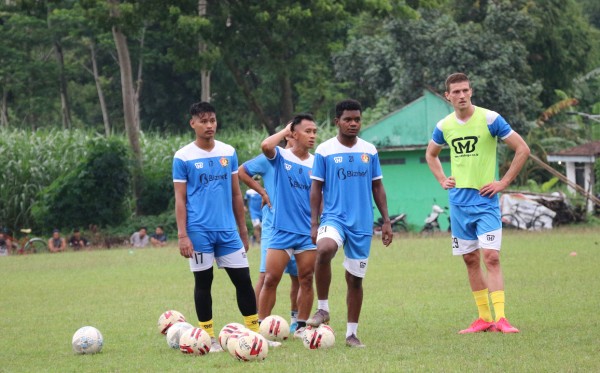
[1, 227, 599, 372]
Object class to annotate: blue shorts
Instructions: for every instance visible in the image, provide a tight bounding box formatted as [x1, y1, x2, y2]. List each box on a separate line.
[450, 203, 502, 255]
[269, 229, 315, 251]
[316, 222, 372, 278]
[188, 230, 243, 257]
[260, 225, 298, 276]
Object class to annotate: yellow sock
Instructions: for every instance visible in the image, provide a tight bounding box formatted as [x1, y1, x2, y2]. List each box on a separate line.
[473, 289, 493, 322]
[490, 290, 506, 322]
[198, 320, 215, 338]
[243, 314, 260, 332]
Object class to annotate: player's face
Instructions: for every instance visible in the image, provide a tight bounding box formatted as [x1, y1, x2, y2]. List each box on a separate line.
[190, 112, 217, 139]
[336, 110, 361, 138]
[292, 120, 317, 149]
[445, 81, 472, 110]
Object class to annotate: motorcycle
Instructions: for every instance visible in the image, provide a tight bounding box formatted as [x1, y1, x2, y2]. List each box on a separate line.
[373, 213, 408, 234]
[421, 204, 448, 233]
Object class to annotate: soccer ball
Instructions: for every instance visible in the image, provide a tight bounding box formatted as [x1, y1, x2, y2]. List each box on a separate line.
[302, 325, 335, 349]
[72, 326, 104, 354]
[234, 331, 268, 362]
[218, 322, 246, 350]
[179, 327, 211, 355]
[259, 315, 289, 341]
[226, 329, 251, 357]
[166, 322, 194, 349]
[157, 310, 186, 334]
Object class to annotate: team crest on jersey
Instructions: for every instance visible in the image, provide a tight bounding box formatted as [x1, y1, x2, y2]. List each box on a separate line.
[333, 156, 343, 163]
[361, 154, 369, 163]
[195, 162, 204, 169]
[219, 157, 229, 167]
[285, 163, 292, 171]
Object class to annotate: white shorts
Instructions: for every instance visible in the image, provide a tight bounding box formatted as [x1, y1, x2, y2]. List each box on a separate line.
[316, 225, 370, 278]
[189, 248, 249, 272]
[251, 219, 261, 228]
[452, 229, 502, 256]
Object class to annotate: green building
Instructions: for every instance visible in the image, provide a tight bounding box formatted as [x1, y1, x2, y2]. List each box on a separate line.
[360, 90, 454, 230]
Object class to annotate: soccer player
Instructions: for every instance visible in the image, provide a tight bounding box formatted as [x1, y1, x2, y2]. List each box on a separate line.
[257, 114, 317, 338]
[425, 73, 530, 334]
[307, 99, 393, 348]
[173, 101, 259, 353]
[244, 188, 263, 244]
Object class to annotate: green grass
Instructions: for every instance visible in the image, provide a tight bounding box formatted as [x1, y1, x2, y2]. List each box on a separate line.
[1, 227, 599, 372]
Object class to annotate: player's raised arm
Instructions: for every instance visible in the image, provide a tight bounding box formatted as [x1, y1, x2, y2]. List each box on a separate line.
[261, 122, 292, 159]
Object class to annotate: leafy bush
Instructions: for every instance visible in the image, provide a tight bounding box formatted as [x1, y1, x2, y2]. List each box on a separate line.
[31, 138, 131, 232]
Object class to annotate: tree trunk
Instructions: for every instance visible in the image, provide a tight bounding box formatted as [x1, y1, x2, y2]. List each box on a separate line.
[279, 71, 293, 122]
[198, 0, 211, 102]
[133, 26, 145, 132]
[90, 42, 111, 137]
[47, 3, 72, 129]
[1, 87, 8, 128]
[109, 0, 143, 215]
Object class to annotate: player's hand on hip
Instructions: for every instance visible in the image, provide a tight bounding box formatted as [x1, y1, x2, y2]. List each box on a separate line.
[178, 237, 193, 258]
[381, 222, 393, 247]
[441, 176, 456, 189]
[479, 180, 507, 197]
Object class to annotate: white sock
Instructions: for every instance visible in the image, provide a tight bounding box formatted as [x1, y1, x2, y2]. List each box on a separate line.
[318, 299, 329, 312]
[346, 322, 358, 338]
[290, 310, 298, 324]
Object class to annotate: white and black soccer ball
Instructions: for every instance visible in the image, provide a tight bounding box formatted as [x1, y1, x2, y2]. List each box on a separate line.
[302, 324, 335, 349]
[259, 315, 289, 341]
[166, 322, 194, 349]
[179, 327, 211, 356]
[218, 322, 246, 350]
[72, 326, 104, 354]
[234, 331, 268, 362]
[157, 310, 186, 334]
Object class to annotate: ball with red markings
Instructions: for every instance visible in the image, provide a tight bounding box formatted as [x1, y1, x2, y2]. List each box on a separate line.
[157, 310, 186, 334]
[302, 325, 335, 349]
[234, 331, 268, 361]
[178, 327, 211, 355]
[259, 315, 289, 341]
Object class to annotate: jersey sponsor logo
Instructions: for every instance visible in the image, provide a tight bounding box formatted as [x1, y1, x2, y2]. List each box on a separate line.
[361, 154, 369, 163]
[219, 157, 229, 167]
[336, 168, 368, 180]
[451, 136, 478, 155]
[199, 173, 228, 185]
[288, 176, 311, 190]
[285, 163, 292, 171]
[333, 156, 343, 163]
[195, 162, 204, 169]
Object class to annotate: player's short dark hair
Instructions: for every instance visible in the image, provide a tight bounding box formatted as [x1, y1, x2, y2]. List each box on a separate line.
[445, 73, 470, 92]
[290, 113, 315, 132]
[189, 102, 216, 117]
[335, 99, 362, 118]
[140, 226, 147, 231]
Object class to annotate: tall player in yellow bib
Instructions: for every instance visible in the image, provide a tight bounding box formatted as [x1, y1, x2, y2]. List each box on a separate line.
[425, 73, 530, 334]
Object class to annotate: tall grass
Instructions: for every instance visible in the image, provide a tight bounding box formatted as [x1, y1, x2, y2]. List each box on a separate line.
[0, 228, 598, 372]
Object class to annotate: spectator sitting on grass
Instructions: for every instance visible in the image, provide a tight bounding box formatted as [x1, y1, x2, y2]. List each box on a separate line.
[150, 226, 167, 247]
[68, 228, 89, 251]
[0, 232, 12, 256]
[48, 228, 66, 253]
[130, 227, 149, 248]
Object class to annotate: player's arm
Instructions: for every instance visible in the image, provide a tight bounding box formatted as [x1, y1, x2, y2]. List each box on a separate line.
[480, 132, 530, 197]
[261, 122, 291, 159]
[231, 173, 250, 251]
[425, 140, 455, 189]
[372, 179, 393, 247]
[174, 182, 193, 258]
[310, 179, 324, 244]
[238, 165, 271, 208]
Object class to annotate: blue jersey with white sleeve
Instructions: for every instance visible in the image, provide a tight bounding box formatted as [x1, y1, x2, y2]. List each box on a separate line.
[431, 107, 513, 206]
[311, 137, 382, 235]
[269, 147, 314, 235]
[172, 140, 239, 231]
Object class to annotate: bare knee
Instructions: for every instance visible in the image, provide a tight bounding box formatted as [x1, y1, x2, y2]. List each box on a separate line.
[462, 251, 481, 269]
[263, 272, 282, 290]
[483, 250, 500, 270]
[345, 272, 363, 290]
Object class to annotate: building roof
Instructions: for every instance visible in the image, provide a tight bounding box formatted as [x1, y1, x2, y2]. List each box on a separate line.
[360, 89, 454, 150]
[547, 141, 600, 163]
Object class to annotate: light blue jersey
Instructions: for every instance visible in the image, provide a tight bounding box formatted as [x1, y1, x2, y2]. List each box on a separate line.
[269, 147, 314, 235]
[173, 140, 239, 232]
[243, 153, 275, 231]
[311, 137, 382, 235]
[245, 189, 263, 221]
[431, 107, 513, 206]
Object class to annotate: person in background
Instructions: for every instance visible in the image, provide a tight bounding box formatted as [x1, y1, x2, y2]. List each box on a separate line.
[244, 188, 263, 245]
[151, 226, 168, 247]
[48, 228, 67, 253]
[68, 228, 89, 251]
[130, 227, 149, 248]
